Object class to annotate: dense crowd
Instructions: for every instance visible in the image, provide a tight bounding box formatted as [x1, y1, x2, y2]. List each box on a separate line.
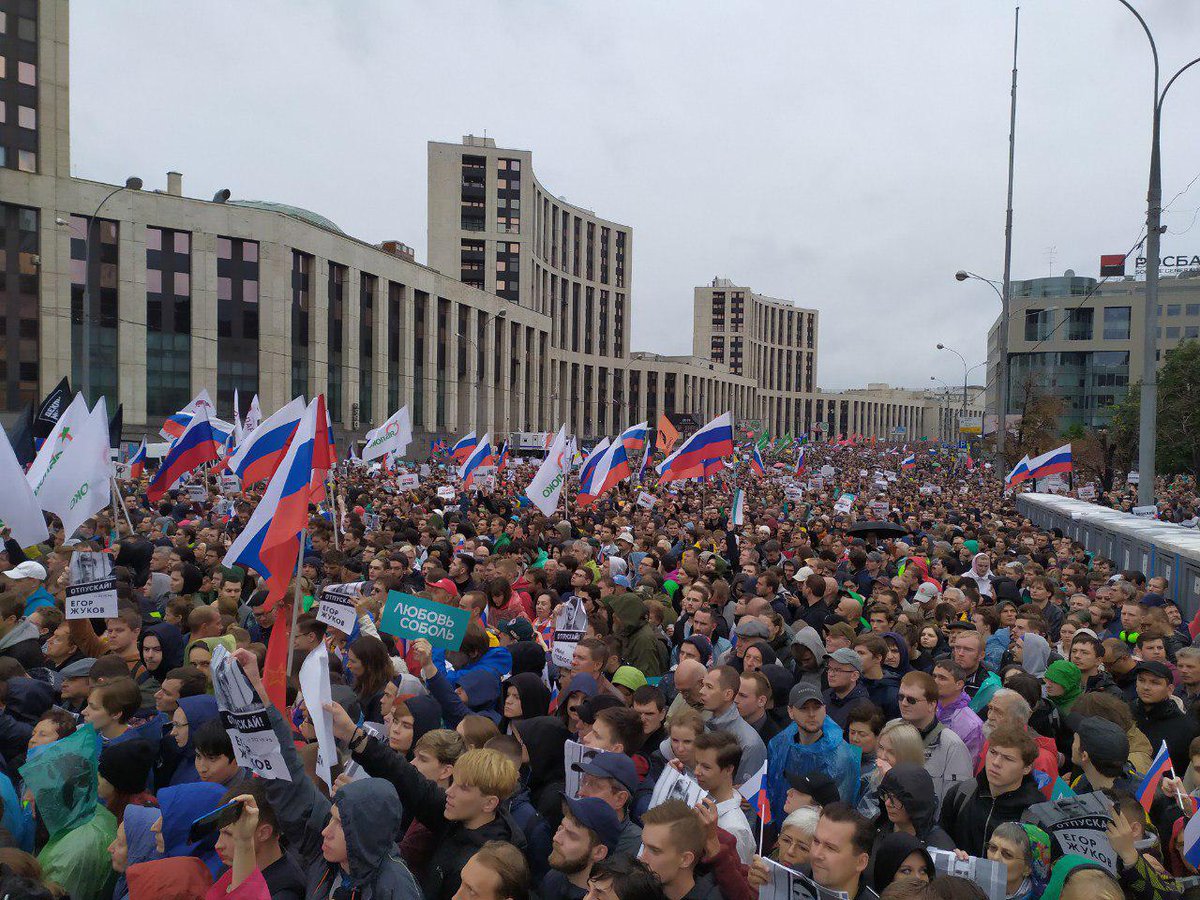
[0, 437, 1198, 900]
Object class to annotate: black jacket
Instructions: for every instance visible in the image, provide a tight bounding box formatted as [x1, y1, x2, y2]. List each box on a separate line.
[823, 682, 875, 731]
[355, 734, 528, 900]
[938, 772, 1044, 857]
[1134, 698, 1200, 772]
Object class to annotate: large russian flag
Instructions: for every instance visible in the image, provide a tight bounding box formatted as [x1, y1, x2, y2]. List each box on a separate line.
[129, 438, 147, 480]
[578, 438, 611, 490]
[656, 412, 734, 479]
[227, 396, 305, 486]
[459, 433, 493, 488]
[618, 421, 648, 455]
[1026, 443, 1073, 480]
[901, 453, 916, 470]
[578, 439, 631, 506]
[794, 446, 807, 477]
[147, 406, 223, 502]
[1005, 454, 1031, 487]
[451, 431, 478, 462]
[749, 445, 765, 476]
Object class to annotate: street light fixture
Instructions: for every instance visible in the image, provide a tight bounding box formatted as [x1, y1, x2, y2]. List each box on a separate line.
[955, 271, 1008, 458]
[80, 176, 142, 403]
[1112, 0, 1200, 507]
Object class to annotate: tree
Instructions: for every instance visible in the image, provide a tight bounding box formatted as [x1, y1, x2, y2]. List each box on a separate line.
[1012, 375, 1066, 460]
[1067, 423, 1118, 493]
[1109, 340, 1200, 487]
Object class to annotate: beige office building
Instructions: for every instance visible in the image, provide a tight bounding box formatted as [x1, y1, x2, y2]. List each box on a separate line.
[1, 1, 946, 450]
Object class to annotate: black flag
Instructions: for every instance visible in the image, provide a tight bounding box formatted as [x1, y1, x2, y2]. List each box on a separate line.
[33, 376, 70, 441]
[5, 403, 36, 467]
[109, 403, 123, 451]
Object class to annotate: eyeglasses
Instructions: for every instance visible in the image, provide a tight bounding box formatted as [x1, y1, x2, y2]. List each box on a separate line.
[898, 694, 924, 705]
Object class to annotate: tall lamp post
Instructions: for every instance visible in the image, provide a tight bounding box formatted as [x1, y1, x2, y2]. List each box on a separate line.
[455, 308, 506, 434]
[955, 271, 1009, 458]
[80, 176, 142, 403]
[930, 376, 952, 442]
[1113, 1, 1200, 507]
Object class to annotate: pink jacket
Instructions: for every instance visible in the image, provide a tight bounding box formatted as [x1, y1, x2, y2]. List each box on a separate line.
[205, 869, 271, 900]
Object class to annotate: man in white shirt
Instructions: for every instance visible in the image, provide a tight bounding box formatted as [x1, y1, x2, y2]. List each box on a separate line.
[689, 730, 755, 864]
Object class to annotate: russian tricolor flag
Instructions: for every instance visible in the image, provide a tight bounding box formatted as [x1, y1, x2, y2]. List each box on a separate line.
[459, 433, 493, 488]
[451, 431, 478, 462]
[1136, 741, 1173, 812]
[228, 397, 305, 486]
[578, 439, 631, 506]
[1005, 455, 1031, 487]
[749, 446, 765, 476]
[618, 421, 648, 455]
[656, 412, 734, 480]
[1026, 443, 1073, 480]
[147, 406, 223, 502]
[901, 454, 916, 470]
[495, 441, 510, 474]
[794, 446, 806, 477]
[578, 438, 610, 492]
[129, 438, 147, 480]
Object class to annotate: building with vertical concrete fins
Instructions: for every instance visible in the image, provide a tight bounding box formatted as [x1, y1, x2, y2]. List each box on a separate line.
[1, 0, 950, 447]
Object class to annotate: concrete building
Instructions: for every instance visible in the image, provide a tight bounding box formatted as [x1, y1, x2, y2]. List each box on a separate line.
[985, 269, 1200, 430]
[2, 1, 946, 449]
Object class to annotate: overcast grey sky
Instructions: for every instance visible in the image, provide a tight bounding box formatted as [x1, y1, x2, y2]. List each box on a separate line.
[70, 1, 1200, 391]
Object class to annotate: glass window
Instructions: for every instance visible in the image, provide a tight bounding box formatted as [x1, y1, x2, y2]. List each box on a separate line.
[1166, 326, 1181, 339]
[242, 242, 258, 262]
[1186, 304, 1200, 317]
[16, 150, 34, 173]
[174, 232, 190, 254]
[1024, 308, 1053, 342]
[174, 272, 190, 295]
[243, 279, 258, 303]
[1103, 306, 1131, 340]
[0, 12, 6, 33]
[217, 237, 232, 259]
[0, 101, 5, 123]
[17, 106, 33, 129]
[1186, 326, 1199, 339]
[146, 269, 162, 293]
[1066, 308, 1094, 341]
[1168, 304, 1181, 316]
[16, 61, 34, 86]
[16, 16, 34, 42]
[217, 276, 232, 301]
[145, 227, 162, 251]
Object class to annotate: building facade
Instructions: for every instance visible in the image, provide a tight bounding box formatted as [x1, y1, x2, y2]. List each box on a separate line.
[985, 269, 1200, 430]
[2, 1, 947, 449]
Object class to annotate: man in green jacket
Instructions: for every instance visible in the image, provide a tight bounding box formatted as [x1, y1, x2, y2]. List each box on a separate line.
[606, 593, 666, 677]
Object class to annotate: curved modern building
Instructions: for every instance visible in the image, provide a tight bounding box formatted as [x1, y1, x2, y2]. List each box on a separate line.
[0, 0, 942, 450]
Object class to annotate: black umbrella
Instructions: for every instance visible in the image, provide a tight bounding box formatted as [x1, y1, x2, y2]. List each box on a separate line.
[845, 520, 909, 539]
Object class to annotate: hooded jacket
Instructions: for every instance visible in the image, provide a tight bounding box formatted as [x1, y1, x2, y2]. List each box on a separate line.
[938, 770, 1045, 857]
[937, 691, 985, 761]
[169, 694, 221, 785]
[404, 694, 443, 747]
[874, 764, 955, 849]
[113, 804, 163, 900]
[158, 781, 226, 877]
[871, 833, 935, 893]
[353, 732, 528, 900]
[919, 720, 975, 804]
[1135, 695, 1200, 772]
[513, 715, 569, 823]
[503, 672, 551, 726]
[426, 667, 501, 728]
[125, 857, 213, 900]
[0, 617, 43, 670]
[823, 681, 875, 731]
[1019, 634, 1051, 679]
[765, 715, 860, 819]
[261, 703, 423, 900]
[789, 626, 827, 688]
[862, 668, 902, 720]
[607, 593, 666, 676]
[138, 623, 186, 682]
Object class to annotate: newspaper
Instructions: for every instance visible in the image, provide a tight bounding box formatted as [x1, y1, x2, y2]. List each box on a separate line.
[927, 848, 1006, 900]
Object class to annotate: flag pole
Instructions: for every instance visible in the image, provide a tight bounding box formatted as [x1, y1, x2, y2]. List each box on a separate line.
[330, 472, 340, 550]
[110, 475, 135, 533]
[286, 530, 305, 677]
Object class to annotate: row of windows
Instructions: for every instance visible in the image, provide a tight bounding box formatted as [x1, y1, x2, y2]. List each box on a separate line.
[1023, 306, 1132, 342]
[1157, 303, 1200, 317]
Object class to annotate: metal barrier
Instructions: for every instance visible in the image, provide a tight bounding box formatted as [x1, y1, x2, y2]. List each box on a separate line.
[1016, 493, 1200, 617]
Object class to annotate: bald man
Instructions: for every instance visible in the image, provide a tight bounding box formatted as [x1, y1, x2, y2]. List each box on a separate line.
[666, 658, 711, 724]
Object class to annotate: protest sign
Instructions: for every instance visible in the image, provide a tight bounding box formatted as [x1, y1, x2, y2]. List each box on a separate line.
[298, 643, 336, 790]
[551, 597, 588, 668]
[648, 765, 706, 811]
[1025, 791, 1117, 872]
[317, 581, 365, 635]
[1077, 483, 1096, 500]
[759, 858, 848, 900]
[1127, 471, 1140, 484]
[210, 645, 289, 781]
[870, 500, 890, 518]
[184, 483, 208, 501]
[381, 590, 471, 650]
[1132, 505, 1157, 519]
[436, 485, 456, 501]
[363, 512, 381, 532]
[396, 473, 419, 491]
[219, 473, 240, 494]
[833, 493, 855, 514]
[927, 849, 1006, 900]
[819, 464, 835, 478]
[341, 721, 386, 782]
[563, 739, 599, 799]
[65, 551, 117, 619]
[419, 464, 431, 477]
[636, 491, 657, 509]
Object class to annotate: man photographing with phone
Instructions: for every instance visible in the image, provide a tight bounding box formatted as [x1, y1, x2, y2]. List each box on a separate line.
[210, 782, 306, 899]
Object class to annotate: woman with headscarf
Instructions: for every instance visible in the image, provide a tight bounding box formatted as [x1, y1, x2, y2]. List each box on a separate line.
[512, 715, 569, 828]
[138, 623, 185, 684]
[986, 821, 1051, 900]
[168, 695, 221, 786]
[1016, 633, 1051, 679]
[961, 553, 995, 599]
[500, 672, 551, 732]
[1044, 661, 1082, 715]
[882, 631, 913, 675]
[556, 672, 598, 737]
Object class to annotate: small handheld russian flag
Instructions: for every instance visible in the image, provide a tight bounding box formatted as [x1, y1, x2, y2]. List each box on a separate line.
[1135, 740, 1173, 812]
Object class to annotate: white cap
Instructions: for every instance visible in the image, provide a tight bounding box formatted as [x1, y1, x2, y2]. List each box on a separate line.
[915, 582, 940, 603]
[616, 530, 635, 544]
[3, 561, 47, 581]
[793, 566, 815, 581]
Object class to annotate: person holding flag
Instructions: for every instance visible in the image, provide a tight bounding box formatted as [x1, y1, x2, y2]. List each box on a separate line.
[459, 433, 493, 489]
[749, 445, 765, 476]
[128, 437, 147, 480]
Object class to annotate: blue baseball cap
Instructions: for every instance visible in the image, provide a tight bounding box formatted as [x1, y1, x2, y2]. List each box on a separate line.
[571, 750, 638, 795]
[561, 793, 621, 850]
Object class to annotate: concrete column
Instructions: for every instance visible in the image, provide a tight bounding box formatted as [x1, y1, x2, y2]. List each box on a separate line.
[445, 300, 460, 432]
[423, 294, 438, 432]
[513, 325, 526, 434]
[192, 233, 219, 398]
[117, 220, 145, 423]
[483, 313, 497, 435]
[258, 240, 291, 416]
[310, 258, 329, 401]
[399, 284, 415, 415]
[464, 307, 480, 430]
[342, 269, 361, 433]
[374, 280, 389, 424]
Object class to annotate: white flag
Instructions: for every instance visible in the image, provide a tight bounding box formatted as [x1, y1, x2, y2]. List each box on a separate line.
[0, 424, 49, 547]
[362, 406, 411, 462]
[299, 642, 336, 790]
[244, 394, 262, 433]
[33, 396, 112, 539]
[25, 393, 89, 492]
[526, 426, 569, 516]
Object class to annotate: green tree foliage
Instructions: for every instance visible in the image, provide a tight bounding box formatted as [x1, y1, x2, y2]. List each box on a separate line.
[1110, 340, 1200, 486]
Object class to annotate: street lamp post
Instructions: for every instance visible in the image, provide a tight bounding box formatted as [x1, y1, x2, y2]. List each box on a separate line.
[1113, 0, 1200, 507]
[456, 308, 506, 435]
[931, 377, 952, 442]
[936, 343, 970, 413]
[955, 271, 1008, 458]
[80, 176, 142, 403]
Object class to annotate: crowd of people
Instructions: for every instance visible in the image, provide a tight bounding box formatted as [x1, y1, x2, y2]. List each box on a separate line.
[0, 435, 1198, 900]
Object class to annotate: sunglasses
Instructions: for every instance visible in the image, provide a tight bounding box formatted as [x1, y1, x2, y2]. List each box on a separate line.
[898, 694, 924, 705]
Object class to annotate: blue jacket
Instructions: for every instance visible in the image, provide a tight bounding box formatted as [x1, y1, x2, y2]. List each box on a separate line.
[22, 586, 56, 618]
[765, 716, 860, 822]
[432, 645, 512, 686]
